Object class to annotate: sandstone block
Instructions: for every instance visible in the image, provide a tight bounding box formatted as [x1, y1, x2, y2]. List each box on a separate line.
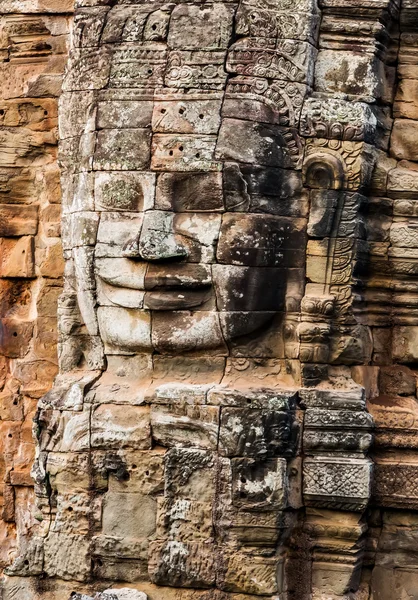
[152, 97, 222, 135]
[0, 318, 34, 358]
[216, 119, 303, 169]
[63, 47, 111, 91]
[151, 404, 219, 450]
[164, 448, 216, 502]
[97, 306, 151, 353]
[390, 119, 418, 161]
[218, 407, 299, 458]
[218, 552, 279, 595]
[388, 166, 418, 198]
[148, 540, 216, 588]
[97, 100, 153, 130]
[93, 129, 151, 171]
[155, 172, 223, 212]
[303, 456, 373, 511]
[231, 457, 288, 510]
[394, 78, 418, 119]
[217, 214, 306, 267]
[226, 38, 317, 85]
[95, 172, 155, 212]
[91, 404, 151, 449]
[212, 264, 287, 312]
[0, 236, 35, 278]
[0, 205, 38, 237]
[155, 498, 213, 541]
[102, 492, 156, 539]
[164, 50, 228, 90]
[315, 50, 394, 102]
[151, 134, 220, 172]
[97, 212, 143, 249]
[151, 312, 227, 354]
[168, 4, 234, 50]
[95, 258, 147, 290]
[44, 532, 91, 581]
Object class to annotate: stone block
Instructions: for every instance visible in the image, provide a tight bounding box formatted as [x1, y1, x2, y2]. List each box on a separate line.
[373, 460, 418, 509]
[151, 134, 219, 171]
[307, 190, 338, 237]
[95, 172, 155, 212]
[95, 258, 147, 290]
[212, 264, 287, 312]
[65, 211, 99, 247]
[107, 450, 164, 495]
[164, 448, 216, 502]
[300, 97, 377, 142]
[315, 50, 394, 102]
[224, 77, 308, 128]
[207, 387, 297, 409]
[102, 492, 156, 539]
[165, 50, 227, 90]
[97, 306, 151, 353]
[91, 404, 151, 449]
[231, 457, 288, 510]
[235, 3, 320, 44]
[155, 172, 223, 212]
[0, 318, 34, 358]
[96, 212, 143, 249]
[63, 47, 111, 91]
[218, 407, 299, 458]
[155, 498, 213, 541]
[44, 532, 91, 581]
[216, 214, 306, 267]
[379, 365, 416, 396]
[394, 78, 418, 119]
[151, 403, 219, 450]
[97, 100, 153, 129]
[303, 456, 373, 511]
[0, 236, 35, 278]
[148, 540, 216, 588]
[151, 312, 227, 354]
[218, 552, 279, 594]
[152, 97, 222, 135]
[0, 205, 38, 236]
[109, 45, 167, 89]
[388, 166, 418, 198]
[227, 38, 317, 85]
[393, 326, 418, 364]
[216, 119, 303, 169]
[63, 172, 95, 214]
[390, 118, 418, 161]
[93, 129, 151, 170]
[168, 4, 234, 49]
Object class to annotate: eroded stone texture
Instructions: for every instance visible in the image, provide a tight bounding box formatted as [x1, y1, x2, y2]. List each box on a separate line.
[0, 0, 72, 576]
[2, 0, 418, 600]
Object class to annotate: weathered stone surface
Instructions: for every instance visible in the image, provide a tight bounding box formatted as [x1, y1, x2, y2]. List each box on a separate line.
[390, 119, 418, 161]
[4, 1, 418, 599]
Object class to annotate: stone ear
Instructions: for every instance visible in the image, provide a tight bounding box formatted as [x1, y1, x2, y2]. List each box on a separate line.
[303, 152, 345, 190]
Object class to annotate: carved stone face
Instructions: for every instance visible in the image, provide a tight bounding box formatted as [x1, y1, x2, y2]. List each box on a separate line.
[62, 0, 308, 357]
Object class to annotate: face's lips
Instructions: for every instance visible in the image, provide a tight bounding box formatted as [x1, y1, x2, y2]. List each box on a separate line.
[95, 260, 213, 310]
[144, 264, 212, 290]
[96, 258, 212, 291]
[143, 288, 212, 310]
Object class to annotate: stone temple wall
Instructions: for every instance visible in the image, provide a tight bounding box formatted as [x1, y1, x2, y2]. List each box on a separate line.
[1, 0, 418, 599]
[0, 0, 73, 575]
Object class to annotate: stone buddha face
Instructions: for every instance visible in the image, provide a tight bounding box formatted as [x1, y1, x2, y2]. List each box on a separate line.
[64, 0, 307, 358]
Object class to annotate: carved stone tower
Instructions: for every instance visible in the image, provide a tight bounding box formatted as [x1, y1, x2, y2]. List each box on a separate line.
[1, 0, 418, 599]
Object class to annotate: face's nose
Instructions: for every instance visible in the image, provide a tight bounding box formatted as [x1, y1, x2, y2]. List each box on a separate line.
[125, 211, 188, 262]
